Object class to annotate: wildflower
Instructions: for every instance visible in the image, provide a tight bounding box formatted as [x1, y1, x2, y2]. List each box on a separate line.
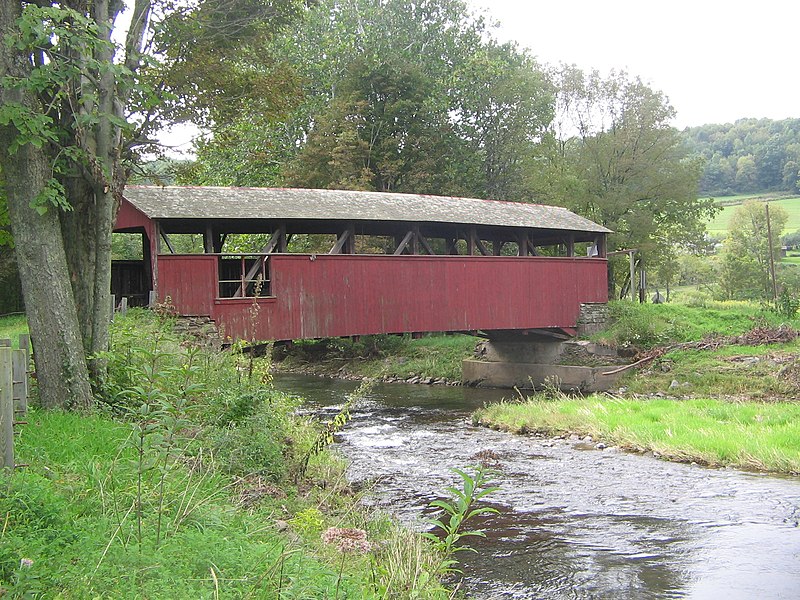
[19, 558, 33, 569]
[321, 527, 371, 553]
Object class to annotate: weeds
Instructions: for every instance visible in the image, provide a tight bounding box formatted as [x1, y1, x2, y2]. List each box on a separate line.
[297, 379, 373, 479]
[423, 466, 499, 575]
[1, 311, 454, 598]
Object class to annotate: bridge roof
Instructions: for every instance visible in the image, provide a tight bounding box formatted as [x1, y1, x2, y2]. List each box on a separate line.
[123, 186, 610, 234]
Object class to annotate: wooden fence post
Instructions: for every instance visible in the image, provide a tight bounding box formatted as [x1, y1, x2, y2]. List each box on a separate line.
[0, 347, 14, 471]
[12, 348, 27, 416]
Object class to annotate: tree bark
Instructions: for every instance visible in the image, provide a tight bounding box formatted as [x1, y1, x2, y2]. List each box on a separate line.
[0, 0, 93, 409]
[0, 153, 94, 409]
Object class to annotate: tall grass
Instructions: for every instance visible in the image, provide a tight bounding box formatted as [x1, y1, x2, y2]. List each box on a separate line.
[0, 310, 452, 598]
[474, 396, 800, 473]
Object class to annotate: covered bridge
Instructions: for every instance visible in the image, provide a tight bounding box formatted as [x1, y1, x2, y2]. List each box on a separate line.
[113, 186, 610, 341]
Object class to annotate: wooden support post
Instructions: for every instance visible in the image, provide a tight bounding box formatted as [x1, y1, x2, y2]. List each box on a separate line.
[152, 223, 160, 298]
[110, 294, 116, 322]
[596, 235, 607, 258]
[148, 291, 157, 307]
[234, 226, 285, 297]
[204, 224, 214, 254]
[493, 240, 504, 256]
[566, 234, 575, 257]
[0, 347, 14, 471]
[346, 224, 356, 254]
[446, 238, 459, 255]
[517, 233, 528, 256]
[393, 230, 415, 255]
[160, 230, 176, 253]
[19, 335, 30, 361]
[18, 334, 30, 416]
[474, 237, 490, 256]
[119, 297, 128, 315]
[329, 229, 352, 254]
[12, 349, 27, 416]
[629, 250, 636, 302]
[413, 225, 434, 255]
[467, 228, 477, 256]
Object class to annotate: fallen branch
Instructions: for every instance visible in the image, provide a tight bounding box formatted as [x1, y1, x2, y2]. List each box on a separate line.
[600, 348, 669, 375]
[601, 325, 800, 377]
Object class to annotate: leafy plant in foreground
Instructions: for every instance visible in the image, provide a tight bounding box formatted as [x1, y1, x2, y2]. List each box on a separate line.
[297, 379, 373, 479]
[422, 465, 499, 574]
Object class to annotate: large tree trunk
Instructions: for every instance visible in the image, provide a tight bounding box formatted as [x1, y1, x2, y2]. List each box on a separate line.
[0, 0, 93, 409]
[1, 150, 94, 409]
[61, 178, 98, 356]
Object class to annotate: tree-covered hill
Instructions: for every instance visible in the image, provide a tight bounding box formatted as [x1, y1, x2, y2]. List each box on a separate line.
[683, 118, 800, 197]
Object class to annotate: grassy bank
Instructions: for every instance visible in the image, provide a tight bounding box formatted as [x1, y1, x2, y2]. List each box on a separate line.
[474, 396, 800, 473]
[274, 333, 478, 382]
[0, 310, 451, 598]
[474, 300, 800, 475]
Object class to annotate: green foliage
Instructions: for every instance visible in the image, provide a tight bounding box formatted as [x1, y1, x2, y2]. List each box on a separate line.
[0, 314, 27, 345]
[532, 67, 713, 269]
[0, 311, 451, 597]
[276, 333, 477, 382]
[298, 379, 373, 478]
[187, 0, 553, 200]
[775, 287, 800, 318]
[422, 466, 499, 574]
[683, 118, 800, 196]
[718, 201, 788, 300]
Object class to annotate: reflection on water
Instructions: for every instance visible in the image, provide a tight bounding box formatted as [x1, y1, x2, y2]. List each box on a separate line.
[274, 374, 800, 599]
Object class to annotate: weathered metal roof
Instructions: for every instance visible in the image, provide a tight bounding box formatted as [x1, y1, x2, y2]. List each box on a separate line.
[123, 186, 611, 233]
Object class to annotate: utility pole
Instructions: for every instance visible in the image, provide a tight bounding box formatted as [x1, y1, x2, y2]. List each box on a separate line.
[766, 203, 778, 302]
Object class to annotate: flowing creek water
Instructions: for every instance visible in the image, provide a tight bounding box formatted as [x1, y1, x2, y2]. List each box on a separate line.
[273, 374, 800, 599]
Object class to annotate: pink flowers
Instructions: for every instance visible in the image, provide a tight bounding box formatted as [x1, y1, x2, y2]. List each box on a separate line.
[321, 527, 371, 554]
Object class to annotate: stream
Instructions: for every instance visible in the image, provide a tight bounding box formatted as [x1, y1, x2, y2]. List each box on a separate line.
[273, 374, 800, 599]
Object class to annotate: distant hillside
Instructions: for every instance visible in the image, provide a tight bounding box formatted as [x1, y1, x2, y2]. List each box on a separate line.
[682, 118, 800, 197]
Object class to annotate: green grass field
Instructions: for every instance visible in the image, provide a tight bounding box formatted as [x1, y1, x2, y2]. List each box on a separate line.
[705, 194, 800, 236]
[474, 396, 800, 473]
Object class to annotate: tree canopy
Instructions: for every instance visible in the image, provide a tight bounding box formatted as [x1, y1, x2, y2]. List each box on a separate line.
[528, 67, 713, 290]
[683, 118, 800, 196]
[184, 0, 553, 199]
[0, 0, 302, 408]
[719, 201, 787, 301]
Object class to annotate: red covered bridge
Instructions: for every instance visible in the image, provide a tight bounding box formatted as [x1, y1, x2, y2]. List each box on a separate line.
[113, 186, 610, 341]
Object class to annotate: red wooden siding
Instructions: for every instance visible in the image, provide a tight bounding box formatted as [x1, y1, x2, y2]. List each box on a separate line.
[157, 256, 217, 316]
[157, 254, 607, 341]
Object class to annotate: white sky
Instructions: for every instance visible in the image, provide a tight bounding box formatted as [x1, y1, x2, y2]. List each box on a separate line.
[468, 0, 799, 128]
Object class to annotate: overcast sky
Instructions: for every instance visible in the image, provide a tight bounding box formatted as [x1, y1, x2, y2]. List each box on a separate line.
[468, 0, 798, 129]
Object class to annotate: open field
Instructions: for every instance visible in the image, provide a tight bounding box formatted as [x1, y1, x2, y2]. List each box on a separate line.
[705, 194, 800, 236]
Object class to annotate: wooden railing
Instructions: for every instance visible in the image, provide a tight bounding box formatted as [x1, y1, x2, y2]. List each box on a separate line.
[0, 335, 30, 471]
[217, 254, 271, 298]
